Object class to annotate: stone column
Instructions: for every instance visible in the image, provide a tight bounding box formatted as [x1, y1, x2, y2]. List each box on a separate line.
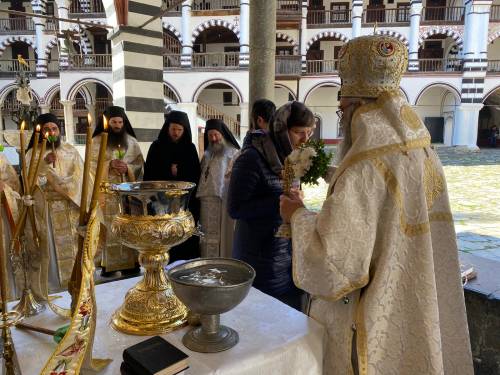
[456, 0, 492, 148]
[181, 0, 193, 67]
[351, 0, 363, 38]
[239, 0, 250, 67]
[55, 0, 71, 68]
[31, 2, 47, 79]
[60, 100, 75, 144]
[408, 0, 423, 71]
[39, 104, 51, 114]
[239, 102, 249, 138]
[105, 0, 165, 151]
[300, 0, 308, 74]
[453, 104, 483, 149]
[249, 0, 276, 126]
[175, 102, 199, 151]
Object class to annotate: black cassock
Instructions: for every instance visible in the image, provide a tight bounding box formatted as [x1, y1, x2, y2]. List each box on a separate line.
[144, 111, 201, 262]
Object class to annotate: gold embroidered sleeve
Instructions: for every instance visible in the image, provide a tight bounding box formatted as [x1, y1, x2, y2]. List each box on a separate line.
[290, 160, 385, 301]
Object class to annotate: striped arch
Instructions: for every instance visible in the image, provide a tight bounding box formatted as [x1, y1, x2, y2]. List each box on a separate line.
[374, 30, 409, 46]
[488, 29, 500, 44]
[306, 31, 349, 52]
[414, 82, 461, 106]
[191, 19, 240, 43]
[43, 37, 59, 59]
[419, 28, 464, 50]
[162, 21, 183, 43]
[0, 36, 37, 57]
[44, 83, 61, 105]
[67, 20, 108, 55]
[276, 32, 299, 54]
[66, 78, 112, 101]
[0, 82, 42, 105]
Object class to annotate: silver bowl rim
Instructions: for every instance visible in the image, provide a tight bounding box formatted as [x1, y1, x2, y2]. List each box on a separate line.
[109, 181, 196, 193]
[167, 257, 256, 289]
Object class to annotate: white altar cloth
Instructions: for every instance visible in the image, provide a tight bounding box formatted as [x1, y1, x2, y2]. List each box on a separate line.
[9, 277, 325, 375]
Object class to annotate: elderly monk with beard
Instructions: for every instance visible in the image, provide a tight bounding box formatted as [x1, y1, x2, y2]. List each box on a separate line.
[280, 35, 473, 375]
[92, 106, 144, 276]
[197, 119, 240, 258]
[144, 111, 201, 262]
[26, 113, 84, 293]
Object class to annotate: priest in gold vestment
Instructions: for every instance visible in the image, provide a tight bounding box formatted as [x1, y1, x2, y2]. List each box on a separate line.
[280, 36, 473, 375]
[27, 114, 84, 293]
[92, 106, 143, 275]
[0, 152, 21, 299]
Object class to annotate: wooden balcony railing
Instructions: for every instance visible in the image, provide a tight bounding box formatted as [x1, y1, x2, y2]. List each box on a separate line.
[197, 101, 240, 138]
[0, 18, 35, 33]
[0, 59, 36, 77]
[307, 9, 351, 26]
[306, 59, 338, 74]
[163, 0, 183, 12]
[164, 54, 182, 68]
[421, 7, 464, 23]
[69, 0, 105, 16]
[418, 58, 463, 72]
[45, 19, 59, 31]
[487, 60, 500, 72]
[63, 54, 112, 70]
[363, 7, 410, 24]
[192, 52, 240, 69]
[491, 5, 500, 22]
[275, 55, 301, 76]
[192, 0, 240, 11]
[1, 99, 23, 111]
[277, 0, 300, 14]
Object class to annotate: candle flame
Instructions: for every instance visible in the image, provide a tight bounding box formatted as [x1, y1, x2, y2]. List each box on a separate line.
[36, 124, 41, 132]
[44, 131, 49, 139]
[87, 113, 92, 126]
[20, 121, 25, 131]
[103, 115, 108, 131]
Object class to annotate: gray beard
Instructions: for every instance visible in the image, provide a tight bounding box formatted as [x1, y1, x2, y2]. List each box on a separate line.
[207, 139, 227, 157]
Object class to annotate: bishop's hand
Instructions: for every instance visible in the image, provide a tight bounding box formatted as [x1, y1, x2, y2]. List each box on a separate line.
[280, 192, 305, 224]
[44, 152, 57, 165]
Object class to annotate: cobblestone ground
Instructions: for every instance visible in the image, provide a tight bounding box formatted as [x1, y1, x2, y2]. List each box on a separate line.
[302, 147, 500, 261]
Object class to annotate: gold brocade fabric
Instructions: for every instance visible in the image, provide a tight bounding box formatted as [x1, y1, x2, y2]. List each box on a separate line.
[26, 143, 83, 292]
[291, 93, 473, 375]
[0, 154, 22, 300]
[91, 134, 144, 272]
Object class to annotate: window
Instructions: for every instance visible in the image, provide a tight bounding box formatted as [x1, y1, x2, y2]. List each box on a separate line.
[223, 92, 233, 106]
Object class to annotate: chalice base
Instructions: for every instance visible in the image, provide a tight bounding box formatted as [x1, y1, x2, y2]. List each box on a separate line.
[182, 324, 239, 353]
[111, 282, 188, 335]
[13, 288, 45, 317]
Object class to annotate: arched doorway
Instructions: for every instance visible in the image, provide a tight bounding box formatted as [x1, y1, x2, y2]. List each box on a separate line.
[192, 26, 239, 68]
[418, 33, 462, 71]
[478, 88, 500, 147]
[163, 28, 182, 68]
[306, 36, 345, 74]
[415, 84, 460, 144]
[304, 83, 340, 142]
[1, 88, 40, 131]
[0, 41, 37, 74]
[274, 85, 296, 107]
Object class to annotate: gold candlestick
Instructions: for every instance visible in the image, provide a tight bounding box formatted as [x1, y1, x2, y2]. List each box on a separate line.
[275, 158, 294, 239]
[26, 124, 40, 186]
[69, 114, 94, 311]
[18, 121, 28, 191]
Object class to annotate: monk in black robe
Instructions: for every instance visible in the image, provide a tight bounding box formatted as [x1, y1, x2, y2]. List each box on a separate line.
[144, 111, 201, 262]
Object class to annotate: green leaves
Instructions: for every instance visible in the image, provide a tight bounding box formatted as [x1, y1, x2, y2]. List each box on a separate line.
[301, 139, 333, 186]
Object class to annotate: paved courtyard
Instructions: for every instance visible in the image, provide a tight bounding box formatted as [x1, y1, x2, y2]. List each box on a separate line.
[303, 147, 500, 262]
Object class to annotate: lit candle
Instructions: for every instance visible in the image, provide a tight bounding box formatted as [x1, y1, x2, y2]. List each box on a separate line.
[0, 192, 9, 315]
[19, 120, 28, 192]
[89, 115, 108, 212]
[27, 124, 40, 186]
[79, 113, 94, 225]
[28, 132, 48, 193]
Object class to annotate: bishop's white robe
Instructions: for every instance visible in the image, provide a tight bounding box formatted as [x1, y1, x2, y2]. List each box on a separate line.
[291, 92, 473, 375]
[0, 153, 22, 300]
[27, 142, 84, 293]
[91, 133, 143, 272]
[197, 145, 239, 258]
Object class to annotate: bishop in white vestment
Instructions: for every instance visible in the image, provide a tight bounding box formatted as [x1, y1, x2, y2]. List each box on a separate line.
[280, 36, 473, 375]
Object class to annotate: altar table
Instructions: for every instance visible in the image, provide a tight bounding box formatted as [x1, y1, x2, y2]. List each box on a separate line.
[8, 277, 325, 374]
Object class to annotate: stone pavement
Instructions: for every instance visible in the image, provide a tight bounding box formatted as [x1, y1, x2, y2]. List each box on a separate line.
[303, 147, 500, 262]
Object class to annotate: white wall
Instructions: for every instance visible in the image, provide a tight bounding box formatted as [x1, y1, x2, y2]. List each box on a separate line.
[304, 85, 340, 140]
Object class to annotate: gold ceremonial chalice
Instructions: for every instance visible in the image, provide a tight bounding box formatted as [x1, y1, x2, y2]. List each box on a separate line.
[109, 181, 197, 335]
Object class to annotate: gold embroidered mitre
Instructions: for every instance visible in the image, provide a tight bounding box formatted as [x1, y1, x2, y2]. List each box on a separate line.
[338, 35, 408, 98]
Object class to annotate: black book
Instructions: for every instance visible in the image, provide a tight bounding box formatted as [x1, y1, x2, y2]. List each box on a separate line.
[123, 336, 189, 375]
